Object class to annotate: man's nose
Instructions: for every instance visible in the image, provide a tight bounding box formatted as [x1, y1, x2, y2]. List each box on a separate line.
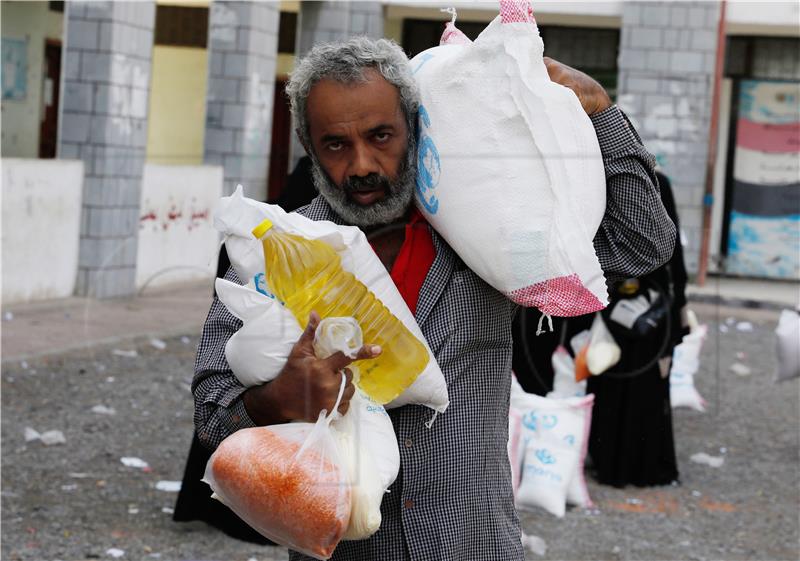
[348, 142, 380, 178]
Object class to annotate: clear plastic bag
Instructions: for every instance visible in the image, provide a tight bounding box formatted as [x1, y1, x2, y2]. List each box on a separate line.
[586, 313, 621, 376]
[314, 317, 400, 541]
[203, 382, 351, 560]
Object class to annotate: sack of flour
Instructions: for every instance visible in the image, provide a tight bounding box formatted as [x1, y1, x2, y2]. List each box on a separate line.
[410, 0, 607, 316]
[214, 185, 449, 414]
[511, 377, 594, 515]
[216, 278, 302, 386]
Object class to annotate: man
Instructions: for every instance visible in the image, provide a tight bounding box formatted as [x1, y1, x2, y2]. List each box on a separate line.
[193, 37, 675, 560]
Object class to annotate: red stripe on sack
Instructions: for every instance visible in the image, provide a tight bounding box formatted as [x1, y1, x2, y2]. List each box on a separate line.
[736, 119, 800, 153]
[506, 274, 606, 316]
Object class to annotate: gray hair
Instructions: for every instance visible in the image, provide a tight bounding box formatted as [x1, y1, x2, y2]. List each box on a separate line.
[286, 36, 420, 151]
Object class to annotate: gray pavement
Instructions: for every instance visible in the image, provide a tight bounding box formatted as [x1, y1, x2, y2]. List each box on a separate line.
[1, 286, 799, 560]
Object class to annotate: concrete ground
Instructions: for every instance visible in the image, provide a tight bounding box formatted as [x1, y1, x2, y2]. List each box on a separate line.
[1, 281, 798, 561]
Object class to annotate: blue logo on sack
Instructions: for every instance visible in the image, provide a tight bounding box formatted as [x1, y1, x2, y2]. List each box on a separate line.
[522, 411, 538, 432]
[541, 414, 558, 430]
[535, 448, 556, 465]
[563, 434, 576, 446]
[415, 105, 440, 215]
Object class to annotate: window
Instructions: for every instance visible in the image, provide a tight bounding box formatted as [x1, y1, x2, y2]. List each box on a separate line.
[155, 5, 208, 48]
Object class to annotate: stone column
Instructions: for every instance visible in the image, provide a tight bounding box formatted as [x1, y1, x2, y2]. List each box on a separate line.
[204, 1, 280, 200]
[59, 0, 155, 298]
[616, 1, 722, 273]
[290, 1, 384, 167]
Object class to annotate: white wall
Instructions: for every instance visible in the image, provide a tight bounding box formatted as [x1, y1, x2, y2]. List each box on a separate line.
[135, 164, 223, 290]
[0, 1, 63, 158]
[1, 158, 83, 303]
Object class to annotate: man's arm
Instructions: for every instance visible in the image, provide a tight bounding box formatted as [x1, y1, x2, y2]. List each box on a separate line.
[590, 106, 676, 281]
[192, 267, 256, 450]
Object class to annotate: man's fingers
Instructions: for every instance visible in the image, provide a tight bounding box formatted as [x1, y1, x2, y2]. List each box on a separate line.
[295, 311, 321, 350]
[354, 344, 382, 361]
[321, 351, 354, 372]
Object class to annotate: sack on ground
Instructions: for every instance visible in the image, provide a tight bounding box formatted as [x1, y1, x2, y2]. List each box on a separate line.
[214, 185, 449, 414]
[409, 0, 607, 316]
[775, 309, 800, 382]
[669, 311, 707, 412]
[511, 377, 594, 514]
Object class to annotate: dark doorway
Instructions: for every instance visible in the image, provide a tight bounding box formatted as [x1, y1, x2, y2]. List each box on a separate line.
[39, 40, 61, 158]
[267, 79, 291, 201]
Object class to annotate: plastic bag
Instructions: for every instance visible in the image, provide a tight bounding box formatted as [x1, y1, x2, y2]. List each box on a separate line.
[547, 345, 586, 399]
[775, 309, 800, 382]
[409, 0, 607, 316]
[586, 313, 621, 375]
[203, 395, 350, 560]
[314, 317, 400, 541]
[214, 185, 449, 414]
[670, 310, 707, 412]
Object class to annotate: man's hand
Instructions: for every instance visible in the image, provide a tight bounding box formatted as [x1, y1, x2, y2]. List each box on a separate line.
[243, 311, 381, 425]
[543, 57, 612, 116]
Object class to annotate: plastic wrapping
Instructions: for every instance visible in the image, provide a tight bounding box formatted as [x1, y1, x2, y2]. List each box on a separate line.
[203, 416, 350, 560]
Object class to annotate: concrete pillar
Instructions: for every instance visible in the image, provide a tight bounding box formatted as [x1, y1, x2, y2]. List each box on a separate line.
[204, 1, 280, 200]
[617, 1, 721, 274]
[290, 1, 384, 167]
[59, 0, 155, 298]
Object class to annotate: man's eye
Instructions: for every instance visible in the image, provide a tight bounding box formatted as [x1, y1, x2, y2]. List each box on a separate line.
[327, 142, 344, 152]
[374, 132, 391, 143]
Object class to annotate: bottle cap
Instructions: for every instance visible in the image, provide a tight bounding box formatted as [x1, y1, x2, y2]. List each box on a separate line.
[252, 218, 273, 239]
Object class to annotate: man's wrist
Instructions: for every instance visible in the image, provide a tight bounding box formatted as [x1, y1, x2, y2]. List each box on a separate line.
[242, 379, 292, 426]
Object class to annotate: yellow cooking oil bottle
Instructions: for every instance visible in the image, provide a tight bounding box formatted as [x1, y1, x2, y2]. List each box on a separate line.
[252, 218, 429, 404]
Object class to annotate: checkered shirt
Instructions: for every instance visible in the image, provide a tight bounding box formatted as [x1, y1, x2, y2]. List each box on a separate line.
[192, 105, 674, 561]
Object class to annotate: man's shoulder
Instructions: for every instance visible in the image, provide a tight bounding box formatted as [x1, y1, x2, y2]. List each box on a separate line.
[294, 196, 342, 224]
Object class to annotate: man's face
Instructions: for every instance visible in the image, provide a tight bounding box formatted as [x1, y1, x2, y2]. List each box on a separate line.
[306, 69, 415, 227]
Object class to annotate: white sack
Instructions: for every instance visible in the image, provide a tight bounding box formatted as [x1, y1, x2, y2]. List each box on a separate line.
[547, 345, 586, 399]
[409, 2, 607, 316]
[511, 378, 594, 514]
[670, 322, 708, 412]
[775, 309, 800, 382]
[217, 278, 303, 387]
[214, 185, 449, 414]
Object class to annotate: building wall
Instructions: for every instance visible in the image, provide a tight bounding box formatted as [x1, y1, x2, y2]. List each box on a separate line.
[135, 163, 222, 289]
[145, 45, 208, 165]
[1, 159, 84, 303]
[0, 1, 63, 157]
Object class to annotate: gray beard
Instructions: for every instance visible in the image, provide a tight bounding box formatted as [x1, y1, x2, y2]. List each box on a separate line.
[310, 147, 416, 228]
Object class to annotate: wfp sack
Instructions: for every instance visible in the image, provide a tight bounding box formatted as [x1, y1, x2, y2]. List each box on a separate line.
[775, 309, 800, 382]
[511, 377, 594, 514]
[410, 0, 607, 316]
[214, 185, 449, 414]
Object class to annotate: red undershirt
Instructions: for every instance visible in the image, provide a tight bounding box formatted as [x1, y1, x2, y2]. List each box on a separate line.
[382, 208, 436, 316]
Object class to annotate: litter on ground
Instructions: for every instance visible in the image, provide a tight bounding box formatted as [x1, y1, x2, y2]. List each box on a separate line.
[120, 457, 149, 469]
[690, 452, 725, 468]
